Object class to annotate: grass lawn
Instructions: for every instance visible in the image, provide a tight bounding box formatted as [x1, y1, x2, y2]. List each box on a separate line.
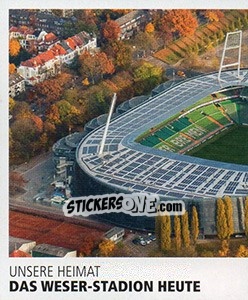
[187, 125, 248, 165]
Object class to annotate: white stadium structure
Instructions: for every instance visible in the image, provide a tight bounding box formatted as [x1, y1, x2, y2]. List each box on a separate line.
[76, 70, 248, 201]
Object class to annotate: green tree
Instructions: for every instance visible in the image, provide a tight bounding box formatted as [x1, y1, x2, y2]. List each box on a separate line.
[216, 198, 228, 240]
[55, 100, 80, 125]
[223, 196, 234, 239]
[160, 214, 171, 251]
[105, 40, 132, 70]
[174, 215, 182, 252]
[133, 61, 163, 95]
[191, 206, 199, 245]
[181, 212, 190, 248]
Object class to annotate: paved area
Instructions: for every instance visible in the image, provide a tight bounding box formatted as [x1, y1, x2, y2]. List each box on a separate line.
[10, 151, 55, 202]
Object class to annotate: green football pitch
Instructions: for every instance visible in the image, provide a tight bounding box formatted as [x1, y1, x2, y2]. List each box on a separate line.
[187, 125, 248, 165]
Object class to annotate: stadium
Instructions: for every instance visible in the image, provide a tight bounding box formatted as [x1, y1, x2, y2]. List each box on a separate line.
[73, 69, 248, 235]
[72, 32, 248, 235]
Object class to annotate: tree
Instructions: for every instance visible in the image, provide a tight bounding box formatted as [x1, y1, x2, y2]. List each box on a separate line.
[105, 41, 132, 70]
[98, 239, 115, 256]
[174, 215, 182, 252]
[218, 240, 229, 257]
[31, 115, 43, 133]
[78, 235, 95, 257]
[155, 213, 162, 248]
[9, 63, 16, 74]
[191, 206, 199, 245]
[161, 10, 198, 37]
[204, 10, 224, 22]
[216, 198, 228, 240]
[9, 39, 21, 57]
[181, 211, 190, 248]
[133, 61, 163, 95]
[79, 51, 115, 84]
[236, 245, 248, 257]
[102, 19, 121, 42]
[35, 79, 63, 103]
[46, 104, 61, 125]
[145, 22, 155, 33]
[9, 97, 15, 113]
[160, 214, 171, 251]
[244, 197, 248, 239]
[223, 196, 234, 239]
[55, 100, 80, 125]
[9, 171, 27, 195]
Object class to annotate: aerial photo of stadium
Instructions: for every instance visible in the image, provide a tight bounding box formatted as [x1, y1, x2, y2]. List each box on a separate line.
[74, 68, 248, 235]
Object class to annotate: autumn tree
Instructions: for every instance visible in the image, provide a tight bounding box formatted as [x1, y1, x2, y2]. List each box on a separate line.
[102, 19, 121, 42]
[9, 39, 21, 57]
[46, 104, 61, 125]
[9, 97, 15, 113]
[145, 22, 155, 33]
[181, 211, 190, 248]
[133, 31, 159, 52]
[161, 10, 198, 37]
[204, 10, 224, 22]
[78, 235, 94, 257]
[160, 214, 171, 251]
[79, 51, 115, 84]
[9, 63, 16, 74]
[218, 240, 229, 257]
[35, 79, 63, 103]
[191, 206, 199, 245]
[235, 245, 248, 257]
[104, 40, 132, 70]
[9, 171, 27, 195]
[216, 198, 228, 240]
[174, 215, 182, 252]
[12, 101, 32, 119]
[98, 239, 115, 256]
[155, 213, 162, 248]
[10, 114, 45, 160]
[223, 196, 234, 239]
[244, 197, 248, 239]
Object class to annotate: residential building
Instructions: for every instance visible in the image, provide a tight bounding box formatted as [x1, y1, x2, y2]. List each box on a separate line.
[9, 73, 25, 98]
[17, 45, 63, 85]
[37, 31, 59, 52]
[9, 10, 75, 37]
[116, 10, 151, 40]
[17, 31, 97, 85]
[104, 227, 125, 244]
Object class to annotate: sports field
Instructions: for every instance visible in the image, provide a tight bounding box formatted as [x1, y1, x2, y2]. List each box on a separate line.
[187, 125, 248, 165]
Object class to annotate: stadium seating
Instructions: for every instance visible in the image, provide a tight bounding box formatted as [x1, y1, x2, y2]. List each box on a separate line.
[139, 97, 247, 154]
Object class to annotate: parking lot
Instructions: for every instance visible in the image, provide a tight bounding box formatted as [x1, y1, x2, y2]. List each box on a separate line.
[123, 232, 158, 257]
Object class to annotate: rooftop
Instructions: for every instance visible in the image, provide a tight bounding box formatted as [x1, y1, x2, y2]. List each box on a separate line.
[9, 73, 25, 86]
[32, 243, 75, 257]
[116, 10, 148, 27]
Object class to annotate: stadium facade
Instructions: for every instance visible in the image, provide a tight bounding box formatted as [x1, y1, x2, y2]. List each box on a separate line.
[71, 70, 248, 235]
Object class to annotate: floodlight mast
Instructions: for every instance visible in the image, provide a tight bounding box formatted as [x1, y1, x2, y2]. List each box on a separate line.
[218, 30, 242, 82]
[98, 93, 117, 156]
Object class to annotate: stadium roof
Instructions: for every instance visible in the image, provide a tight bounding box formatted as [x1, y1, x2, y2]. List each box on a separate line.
[76, 70, 248, 200]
